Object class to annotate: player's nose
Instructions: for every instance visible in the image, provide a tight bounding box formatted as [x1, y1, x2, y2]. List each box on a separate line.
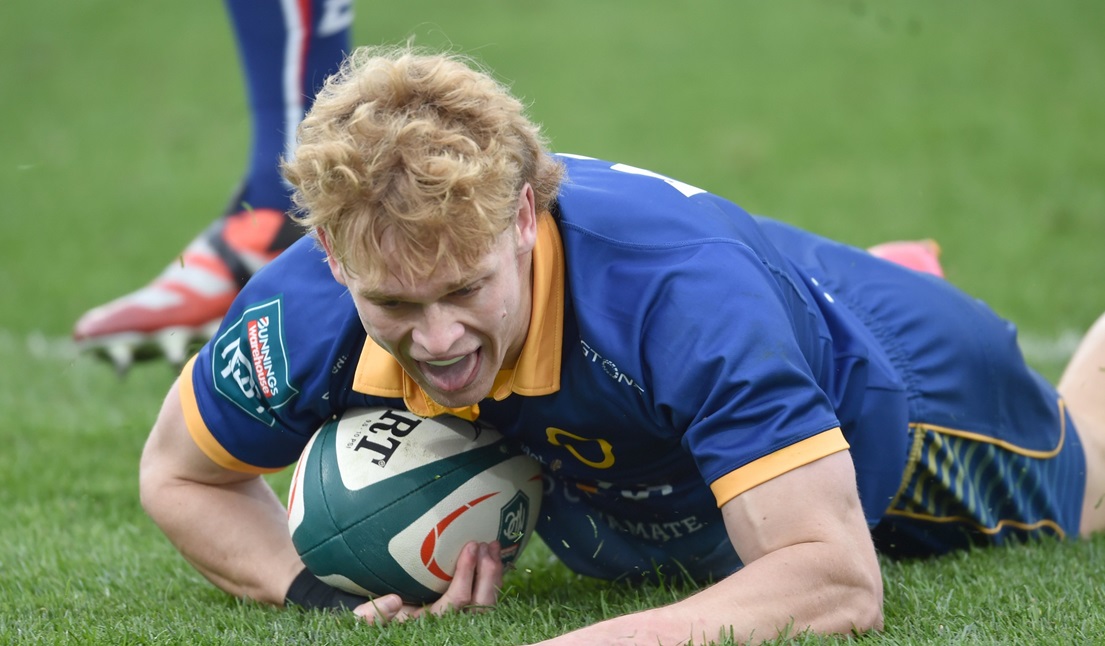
[411, 303, 465, 356]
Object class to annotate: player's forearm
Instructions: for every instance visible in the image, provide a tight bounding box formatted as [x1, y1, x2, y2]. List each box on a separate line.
[139, 378, 306, 606]
[140, 470, 303, 606]
[678, 540, 884, 643]
[535, 540, 883, 645]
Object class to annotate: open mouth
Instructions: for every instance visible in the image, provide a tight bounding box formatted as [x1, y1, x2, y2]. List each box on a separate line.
[417, 349, 481, 394]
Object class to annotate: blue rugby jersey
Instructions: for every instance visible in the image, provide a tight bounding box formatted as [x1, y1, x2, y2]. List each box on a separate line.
[180, 154, 1074, 576]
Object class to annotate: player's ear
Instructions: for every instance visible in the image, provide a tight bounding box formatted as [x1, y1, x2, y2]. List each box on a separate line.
[514, 183, 538, 254]
[315, 228, 347, 286]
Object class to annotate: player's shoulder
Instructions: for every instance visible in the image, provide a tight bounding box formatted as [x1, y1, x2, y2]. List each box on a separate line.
[554, 154, 715, 218]
[552, 154, 759, 248]
[203, 233, 362, 414]
[216, 238, 341, 342]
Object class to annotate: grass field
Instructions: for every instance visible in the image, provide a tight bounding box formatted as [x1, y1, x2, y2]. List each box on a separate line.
[2, 1, 1104, 644]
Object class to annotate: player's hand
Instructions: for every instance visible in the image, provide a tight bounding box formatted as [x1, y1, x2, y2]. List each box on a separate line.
[353, 540, 503, 624]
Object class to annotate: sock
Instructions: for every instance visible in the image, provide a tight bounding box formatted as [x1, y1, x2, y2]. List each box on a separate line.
[212, 0, 353, 267]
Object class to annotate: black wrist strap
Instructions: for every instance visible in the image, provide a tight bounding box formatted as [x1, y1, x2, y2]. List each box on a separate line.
[285, 568, 370, 611]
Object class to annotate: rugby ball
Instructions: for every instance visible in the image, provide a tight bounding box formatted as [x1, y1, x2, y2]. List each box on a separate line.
[287, 407, 542, 604]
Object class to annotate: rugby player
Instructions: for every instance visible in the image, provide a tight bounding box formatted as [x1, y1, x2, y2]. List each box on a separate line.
[139, 46, 1105, 645]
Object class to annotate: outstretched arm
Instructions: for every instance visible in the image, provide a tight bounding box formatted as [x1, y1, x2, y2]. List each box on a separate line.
[531, 450, 884, 645]
[139, 378, 305, 604]
[139, 378, 503, 615]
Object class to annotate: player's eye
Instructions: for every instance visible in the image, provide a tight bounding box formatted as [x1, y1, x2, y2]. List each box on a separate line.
[367, 297, 404, 310]
[451, 284, 480, 298]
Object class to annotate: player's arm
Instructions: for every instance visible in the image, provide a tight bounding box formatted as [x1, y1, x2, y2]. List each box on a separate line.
[139, 377, 503, 614]
[139, 377, 306, 605]
[528, 450, 883, 645]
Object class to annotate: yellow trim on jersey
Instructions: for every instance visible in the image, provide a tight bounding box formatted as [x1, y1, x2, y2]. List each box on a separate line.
[709, 428, 850, 507]
[352, 211, 565, 418]
[882, 510, 1066, 538]
[178, 356, 284, 474]
[908, 398, 1066, 459]
[881, 398, 1068, 538]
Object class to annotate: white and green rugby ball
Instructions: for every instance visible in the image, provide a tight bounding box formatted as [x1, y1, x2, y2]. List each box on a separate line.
[287, 407, 542, 604]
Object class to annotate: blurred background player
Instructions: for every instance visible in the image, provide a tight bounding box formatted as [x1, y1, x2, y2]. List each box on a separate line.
[72, 0, 354, 372]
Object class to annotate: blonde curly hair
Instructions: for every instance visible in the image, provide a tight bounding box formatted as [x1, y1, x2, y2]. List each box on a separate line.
[282, 45, 564, 289]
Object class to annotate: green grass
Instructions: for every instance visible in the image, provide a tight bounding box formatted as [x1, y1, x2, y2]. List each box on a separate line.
[2, 0, 1104, 644]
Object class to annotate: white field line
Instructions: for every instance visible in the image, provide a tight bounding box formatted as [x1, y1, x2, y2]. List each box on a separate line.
[0, 327, 1084, 368]
[0, 329, 80, 361]
[1016, 329, 1083, 366]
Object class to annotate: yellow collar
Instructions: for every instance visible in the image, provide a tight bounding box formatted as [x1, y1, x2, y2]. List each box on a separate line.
[351, 211, 565, 420]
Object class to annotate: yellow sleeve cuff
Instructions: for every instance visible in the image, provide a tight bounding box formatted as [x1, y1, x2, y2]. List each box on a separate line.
[709, 428, 850, 507]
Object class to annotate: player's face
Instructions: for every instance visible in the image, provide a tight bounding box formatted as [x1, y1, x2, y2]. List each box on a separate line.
[324, 186, 538, 409]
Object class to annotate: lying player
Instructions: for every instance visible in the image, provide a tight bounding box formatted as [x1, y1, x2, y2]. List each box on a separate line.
[139, 46, 1105, 644]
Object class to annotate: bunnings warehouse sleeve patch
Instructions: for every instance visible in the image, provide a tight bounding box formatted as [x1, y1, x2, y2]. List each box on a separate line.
[211, 296, 299, 426]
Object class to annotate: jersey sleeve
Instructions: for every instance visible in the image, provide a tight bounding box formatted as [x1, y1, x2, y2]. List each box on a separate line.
[178, 354, 290, 474]
[552, 156, 864, 513]
[177, 239, 359, 473]
[637, 240, 849, 506]
[556, 156, 851, 508]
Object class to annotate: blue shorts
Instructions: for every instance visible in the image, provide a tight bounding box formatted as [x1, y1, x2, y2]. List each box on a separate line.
[871, 404, 1085, 557]
[757, 218, 1088, 556]
[820, 241, 1089, 558]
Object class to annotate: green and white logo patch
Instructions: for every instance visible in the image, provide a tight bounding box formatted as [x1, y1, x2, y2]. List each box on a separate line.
[498, 490, 531, 565]
[211, 296, 299, 426]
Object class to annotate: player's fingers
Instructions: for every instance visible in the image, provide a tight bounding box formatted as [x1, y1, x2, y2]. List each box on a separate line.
[352, 594, 404, 625]
[429, 541, 484, 615]
[469, 540, 503, 610]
